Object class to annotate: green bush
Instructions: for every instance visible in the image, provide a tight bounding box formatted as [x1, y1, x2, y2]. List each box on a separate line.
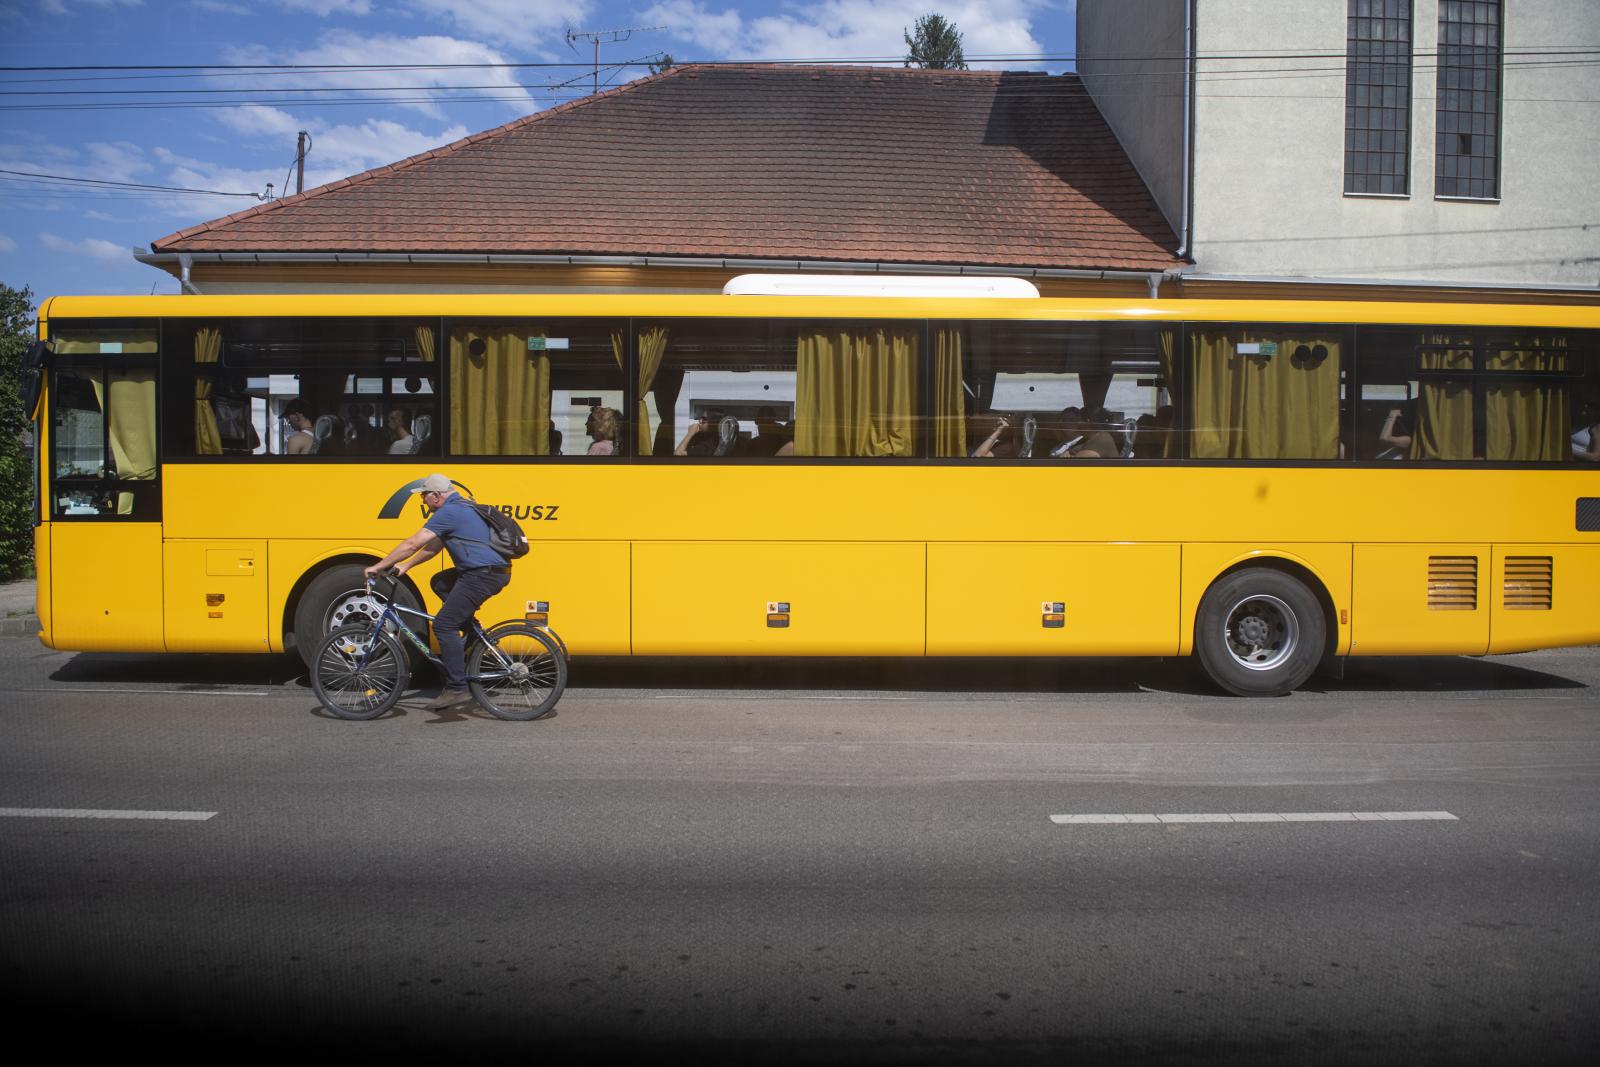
[0, 284, 36, 580]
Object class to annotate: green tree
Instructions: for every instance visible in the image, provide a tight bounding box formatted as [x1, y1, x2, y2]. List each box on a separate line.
[0, 283, 35, 579]
[648, 53, 674, 75]
[904, 13, 968, 70]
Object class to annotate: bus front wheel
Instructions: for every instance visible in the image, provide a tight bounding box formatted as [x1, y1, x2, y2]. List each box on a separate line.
[1194, 569, 1326, 697]
[292, 563, 421, 671]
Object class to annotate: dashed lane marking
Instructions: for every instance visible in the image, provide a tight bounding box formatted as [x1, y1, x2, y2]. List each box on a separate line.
[0, 808, 217, 821]
[1050, 811, 1458, 825]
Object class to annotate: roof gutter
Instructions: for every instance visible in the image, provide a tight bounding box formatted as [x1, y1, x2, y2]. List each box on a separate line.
[1177, 271, 1600, 294]
[133, 250, 1178, 294]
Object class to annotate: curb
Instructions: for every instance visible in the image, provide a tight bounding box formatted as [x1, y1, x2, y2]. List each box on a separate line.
[0, 616, 39, 637]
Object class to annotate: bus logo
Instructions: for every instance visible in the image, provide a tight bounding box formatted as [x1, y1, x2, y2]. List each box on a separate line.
[376, 478, 474, 519]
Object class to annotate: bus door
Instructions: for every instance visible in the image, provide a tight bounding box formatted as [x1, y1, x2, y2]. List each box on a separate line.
[42, 326, 164, 651]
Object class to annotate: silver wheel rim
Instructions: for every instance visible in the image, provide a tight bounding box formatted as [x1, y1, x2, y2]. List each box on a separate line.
[1222, 593, 1299, 672]
[325, 589, 390, 634]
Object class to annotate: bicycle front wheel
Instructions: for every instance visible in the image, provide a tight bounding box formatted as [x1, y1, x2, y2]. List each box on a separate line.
[467, 623, 566, 721]
[312, 624, 411, 720]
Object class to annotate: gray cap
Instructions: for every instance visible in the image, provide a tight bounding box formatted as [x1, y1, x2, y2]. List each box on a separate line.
[411, 473, 453, 495]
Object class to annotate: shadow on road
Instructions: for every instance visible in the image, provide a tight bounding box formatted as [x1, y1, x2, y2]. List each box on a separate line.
[45, 648, 1589, 698]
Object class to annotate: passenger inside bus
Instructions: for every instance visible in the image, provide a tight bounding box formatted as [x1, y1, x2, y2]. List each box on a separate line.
[743, 406, 794, 457]
[674, 412, 737, 456]
[387, 407, 416, 454]
[283, 400, 316, 455]
[586, 406, 619, 456]
[1575, 401, 1600, 460]
[970, 415, 1016, 458]
[1378, 403, 1414, 459]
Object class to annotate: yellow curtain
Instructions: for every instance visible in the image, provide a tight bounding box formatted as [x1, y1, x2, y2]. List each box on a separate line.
[193, 327, 222, 456]
[1411, 337, 1474, 460]
[933, 327, 965, 457]
[795, 326, 917, 457]
[52, 328, 157, 355]
[107, 370, 157, 515]
[1157, 328, 1177, 458]
[636, 326, 669, 456]
[1486, 337, 1569, 462]
[449, 327, 550, 455]
[1189, 329, 1341, 459]
[415, 326, 435, 362]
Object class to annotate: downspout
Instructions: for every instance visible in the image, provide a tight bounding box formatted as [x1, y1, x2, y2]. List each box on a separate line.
[1174, 0, 1196, 261]
[178, 252, 199, 294]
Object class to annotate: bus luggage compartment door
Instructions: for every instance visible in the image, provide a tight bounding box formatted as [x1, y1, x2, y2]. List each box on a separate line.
[48, 523, 165, 652]
[163, 540, 270, 652]
[631, 542, 925, 655]
[927, 543, 1181, 656]
[1350, 543, 1490, 655]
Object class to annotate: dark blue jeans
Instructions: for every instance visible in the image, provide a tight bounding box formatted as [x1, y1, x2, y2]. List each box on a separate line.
[430, 566, 511, 691]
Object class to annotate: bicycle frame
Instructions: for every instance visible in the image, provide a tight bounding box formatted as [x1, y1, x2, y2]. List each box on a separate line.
[342, 577, 516, 683]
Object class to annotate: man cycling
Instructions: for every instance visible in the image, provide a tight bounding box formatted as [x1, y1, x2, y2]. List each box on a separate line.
[365, 473, 511, 709]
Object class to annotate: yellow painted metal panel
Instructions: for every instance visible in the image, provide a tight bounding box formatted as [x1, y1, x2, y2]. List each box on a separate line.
[1351, 545, 1490, 655]
[632, 542, 925, 655]
[927, 543, 1180, 655]
[164, 540, 270, 652]
[1180, 545, 1353, 657]
[49, 523, 165, 652]
[33, 524, 52, 646]
[1489, 545, 1600, 654]
[477, 541, 631, 656]
[39, 293, 1600, 331]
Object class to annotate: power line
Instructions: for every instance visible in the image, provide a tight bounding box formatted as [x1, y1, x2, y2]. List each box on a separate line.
[0, 168, 261, 198]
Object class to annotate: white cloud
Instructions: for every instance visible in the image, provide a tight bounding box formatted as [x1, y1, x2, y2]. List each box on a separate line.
[277, 0, 372, 14]
[224, 30, 536, 120]
[0, 235, 16, 253]
[207, 105, 467, 183]
[403, 0, 590, 49]
[640, 1, 1047, 68]
[39, 233, 132, 263]
[38, 0, 143, 14]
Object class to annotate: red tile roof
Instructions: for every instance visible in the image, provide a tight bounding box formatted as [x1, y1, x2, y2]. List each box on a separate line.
[153, 64, 1180, 272]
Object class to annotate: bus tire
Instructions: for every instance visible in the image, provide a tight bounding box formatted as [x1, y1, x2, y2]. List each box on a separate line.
[1194, 569, 1326, 697]
[292, 564, 421, 671]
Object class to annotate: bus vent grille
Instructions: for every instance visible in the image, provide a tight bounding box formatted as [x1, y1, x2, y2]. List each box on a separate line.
[1503, 556, 1553, 611]
[1427, 556, 1478, 611]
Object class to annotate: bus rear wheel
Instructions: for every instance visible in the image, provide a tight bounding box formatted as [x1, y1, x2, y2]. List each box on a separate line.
[292, 563, 421, 671]
[1194, 569, 1326, 697]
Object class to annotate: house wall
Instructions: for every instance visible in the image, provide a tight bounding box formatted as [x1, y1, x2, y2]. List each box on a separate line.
[1079, 0, 1600, 289]
[1075, 0, 1189, 236]
[171, 262, 1155, 300]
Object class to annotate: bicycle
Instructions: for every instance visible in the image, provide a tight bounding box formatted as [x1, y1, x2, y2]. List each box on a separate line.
[309, 574, 568, 721]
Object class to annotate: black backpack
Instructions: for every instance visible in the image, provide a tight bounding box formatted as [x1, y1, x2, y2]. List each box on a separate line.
[468, 503, 530, 561]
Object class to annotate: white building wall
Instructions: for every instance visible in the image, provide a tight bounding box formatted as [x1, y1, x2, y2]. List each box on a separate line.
[1079, 0, 1600, 289]
[1074, 0, 1189, 236]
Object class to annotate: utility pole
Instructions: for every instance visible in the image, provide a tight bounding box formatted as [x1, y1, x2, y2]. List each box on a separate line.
[295, 130, 309, 195]
[564, 26, 664, 94]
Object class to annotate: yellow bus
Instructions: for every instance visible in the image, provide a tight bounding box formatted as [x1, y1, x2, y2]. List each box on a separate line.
[26, 288, 1600, 696]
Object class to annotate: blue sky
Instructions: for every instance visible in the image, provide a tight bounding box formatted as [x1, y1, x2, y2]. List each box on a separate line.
[0, 0, 1077, 301]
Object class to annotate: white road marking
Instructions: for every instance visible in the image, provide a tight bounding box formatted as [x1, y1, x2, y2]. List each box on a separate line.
[0, 807, 217, 821]
[1050, 811, 1458, 825]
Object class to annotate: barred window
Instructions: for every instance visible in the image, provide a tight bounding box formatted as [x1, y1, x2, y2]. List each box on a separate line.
[1345, 0, 1413, 195]
[1435, 0, 1501, 199]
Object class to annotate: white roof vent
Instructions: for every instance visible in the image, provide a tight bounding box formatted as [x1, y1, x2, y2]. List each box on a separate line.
[722, 274, 1040, 298]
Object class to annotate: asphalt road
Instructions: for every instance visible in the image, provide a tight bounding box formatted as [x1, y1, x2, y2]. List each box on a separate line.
[3, 638, 1598, 1064]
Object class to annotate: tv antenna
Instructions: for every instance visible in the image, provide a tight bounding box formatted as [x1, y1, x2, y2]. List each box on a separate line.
[565, 26, 664, 94]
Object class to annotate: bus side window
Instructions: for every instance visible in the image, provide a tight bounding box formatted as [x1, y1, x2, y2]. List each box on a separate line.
[47, 322, 160, 519]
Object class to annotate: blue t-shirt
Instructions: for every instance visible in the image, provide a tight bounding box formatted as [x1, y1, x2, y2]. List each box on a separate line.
[423, 495, 505, 570]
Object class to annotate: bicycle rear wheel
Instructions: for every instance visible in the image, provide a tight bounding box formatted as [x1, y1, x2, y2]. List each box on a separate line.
[467, 623, 566, 721]
[312, 624, 411, 720]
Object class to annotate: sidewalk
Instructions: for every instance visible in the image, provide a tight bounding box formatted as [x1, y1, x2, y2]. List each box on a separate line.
[0, 578, 38, 637]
